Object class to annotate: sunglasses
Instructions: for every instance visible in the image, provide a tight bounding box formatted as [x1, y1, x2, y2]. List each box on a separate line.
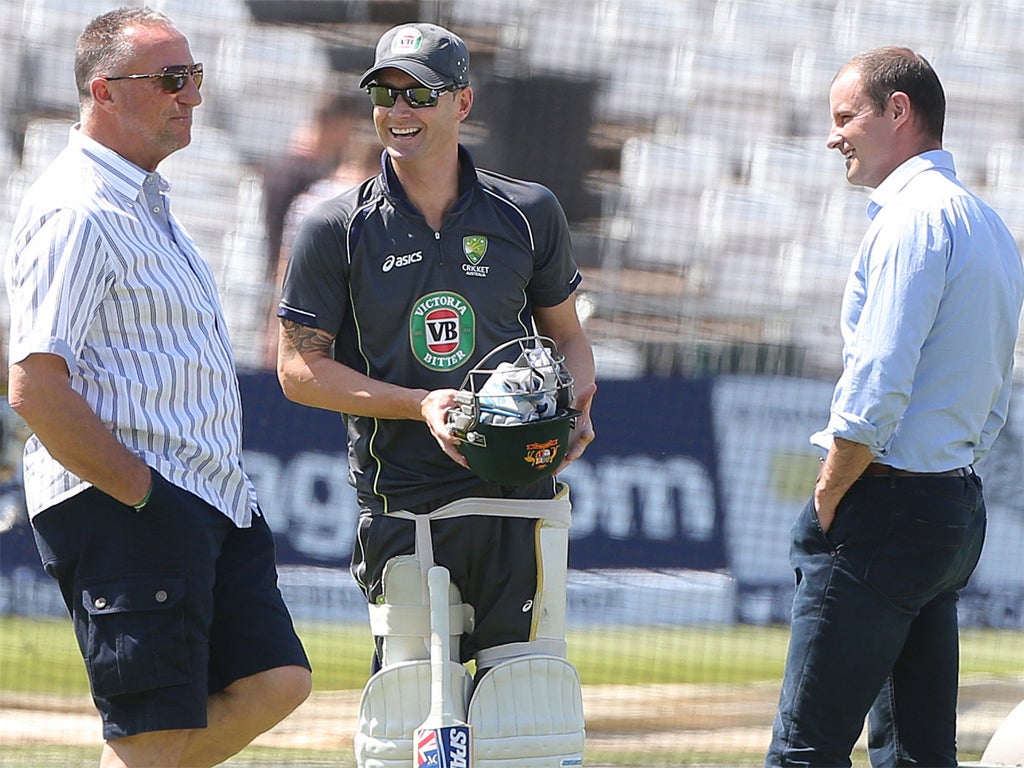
[103, 63, 204, 94]
[367, 84, 455, 109]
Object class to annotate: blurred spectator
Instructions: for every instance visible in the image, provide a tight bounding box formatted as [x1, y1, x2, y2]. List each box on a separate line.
[262, 132, 380, 368]
[260, 90, 365, 280]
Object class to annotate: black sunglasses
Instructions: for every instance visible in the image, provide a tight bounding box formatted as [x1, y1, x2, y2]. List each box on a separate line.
[367, 84, 455, 109]
[103, 63, 204, 94]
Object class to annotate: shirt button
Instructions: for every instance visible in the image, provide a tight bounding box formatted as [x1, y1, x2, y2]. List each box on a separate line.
[93, 597, 107, 609]
[155, 590, 168, 603]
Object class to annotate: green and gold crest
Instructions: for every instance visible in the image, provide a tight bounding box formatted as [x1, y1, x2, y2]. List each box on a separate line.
[463, 235, 488, 265]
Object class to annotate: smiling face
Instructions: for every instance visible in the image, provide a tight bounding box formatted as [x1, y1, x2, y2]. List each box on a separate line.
[86, 22, 201, 171]
[370, 68, 471, 171]
[826, 66, 902, 189]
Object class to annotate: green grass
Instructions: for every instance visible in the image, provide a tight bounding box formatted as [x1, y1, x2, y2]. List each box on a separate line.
[0, 620, 791, 693]
[0, 744, 354, 768]
[285, 622, 377, 689]
[960, 627, 1024, 675]
[569, 625, 790, 684]
[2, 617, 1022, 695]
[1, 618, 1019, 767]
[0, 745, 101, 767]
[0, 616, 90, 696]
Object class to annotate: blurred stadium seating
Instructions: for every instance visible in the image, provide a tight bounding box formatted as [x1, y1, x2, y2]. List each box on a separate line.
[1, 0, 1023, 378]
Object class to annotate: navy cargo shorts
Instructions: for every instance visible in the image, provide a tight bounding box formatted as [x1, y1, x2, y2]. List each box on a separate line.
[31, 469, 310, 739]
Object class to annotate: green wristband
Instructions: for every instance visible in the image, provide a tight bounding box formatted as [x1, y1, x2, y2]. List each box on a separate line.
[131, 484, 153, 512]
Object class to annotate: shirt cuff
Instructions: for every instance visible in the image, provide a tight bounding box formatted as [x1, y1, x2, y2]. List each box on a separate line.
[8, 336, 78, 372]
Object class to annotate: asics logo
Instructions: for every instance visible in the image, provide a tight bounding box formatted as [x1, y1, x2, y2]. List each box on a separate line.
[382, 251, 423, 272]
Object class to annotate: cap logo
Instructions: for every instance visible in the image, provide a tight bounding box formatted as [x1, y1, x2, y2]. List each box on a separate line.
[392, 28, 424, 54]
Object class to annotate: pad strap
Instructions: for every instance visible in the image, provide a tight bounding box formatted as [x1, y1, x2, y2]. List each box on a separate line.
[474, 639, 569, 668]
[386, 482, 571, 586]
[368, 602, 475, 638]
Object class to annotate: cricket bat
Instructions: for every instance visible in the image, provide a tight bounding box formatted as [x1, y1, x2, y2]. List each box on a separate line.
[413, 565, 472, 768]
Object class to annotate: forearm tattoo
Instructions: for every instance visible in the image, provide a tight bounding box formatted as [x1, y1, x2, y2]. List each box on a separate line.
[281, 319, 334, 357]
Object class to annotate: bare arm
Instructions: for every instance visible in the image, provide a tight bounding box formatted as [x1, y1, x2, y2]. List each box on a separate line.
[533, 296, 597, 469]
[814, 436, 873, 533]
[8, 353, 151, 506]
[277, 319, 467, 466]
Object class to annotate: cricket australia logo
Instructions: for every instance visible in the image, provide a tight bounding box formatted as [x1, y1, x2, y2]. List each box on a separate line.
[525, 438, 561, 471]
[410, 291, 476, 371]
[462, 235, 490, 278]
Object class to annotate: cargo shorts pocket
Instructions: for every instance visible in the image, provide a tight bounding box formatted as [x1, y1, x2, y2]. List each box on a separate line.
[81, 577, 191, 698]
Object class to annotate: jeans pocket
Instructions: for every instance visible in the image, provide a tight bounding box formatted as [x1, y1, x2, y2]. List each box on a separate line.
[791, 496, 833, 552]
[81, 576, 191, 698]
[863, 514, 967, 606]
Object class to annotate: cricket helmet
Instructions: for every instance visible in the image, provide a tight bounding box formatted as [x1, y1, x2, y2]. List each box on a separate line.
[447, 336, 579, 486]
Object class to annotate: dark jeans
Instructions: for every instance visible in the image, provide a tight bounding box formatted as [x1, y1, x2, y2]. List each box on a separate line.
[765, 471, 986, 767]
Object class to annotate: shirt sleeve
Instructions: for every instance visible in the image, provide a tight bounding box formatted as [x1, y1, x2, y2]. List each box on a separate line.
[825, 206, 949, 455]
[526, 185, 582, 308]
[6, 208, 110, 371]
[975, 374, 1011, 463]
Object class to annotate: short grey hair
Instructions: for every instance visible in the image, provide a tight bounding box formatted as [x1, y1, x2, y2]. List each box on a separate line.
[75, 6, 175, 105]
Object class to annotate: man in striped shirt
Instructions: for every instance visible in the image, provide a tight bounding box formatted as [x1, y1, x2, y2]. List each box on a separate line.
[4, 9, 310, 767]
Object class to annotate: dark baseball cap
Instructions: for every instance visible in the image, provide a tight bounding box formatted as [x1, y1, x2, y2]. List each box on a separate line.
[359, 23, 470, 90]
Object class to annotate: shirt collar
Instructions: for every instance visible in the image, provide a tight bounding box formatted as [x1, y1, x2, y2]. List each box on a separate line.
[381, 144, 478, 215]
[68, 125, 168, 199]
[868, 149, 955, 218]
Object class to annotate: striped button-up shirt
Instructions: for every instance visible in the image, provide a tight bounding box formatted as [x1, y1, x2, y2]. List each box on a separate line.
[5, 126, 258, 525]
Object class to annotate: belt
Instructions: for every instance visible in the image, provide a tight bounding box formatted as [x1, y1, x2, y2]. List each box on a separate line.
[861, 463, 968, 478]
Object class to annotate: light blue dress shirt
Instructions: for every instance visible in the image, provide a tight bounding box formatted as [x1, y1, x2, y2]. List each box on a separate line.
[811, 150, 1024, 471]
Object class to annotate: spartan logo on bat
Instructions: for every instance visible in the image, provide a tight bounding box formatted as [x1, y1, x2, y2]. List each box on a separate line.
[415, 729, 440, 766]
[415, 726, 470, 768]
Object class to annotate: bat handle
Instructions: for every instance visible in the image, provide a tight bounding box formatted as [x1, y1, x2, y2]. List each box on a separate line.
[427, 565, 452, 719]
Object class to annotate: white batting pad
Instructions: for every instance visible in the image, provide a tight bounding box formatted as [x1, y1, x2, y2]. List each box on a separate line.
[468, 655, 586, 767]
[534, 520, 569, 643]
[355, 659, 473, 768]
[369, 554, 473, 667]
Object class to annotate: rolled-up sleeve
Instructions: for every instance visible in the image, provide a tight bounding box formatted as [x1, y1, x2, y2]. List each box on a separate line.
[820, 206, 947, 456]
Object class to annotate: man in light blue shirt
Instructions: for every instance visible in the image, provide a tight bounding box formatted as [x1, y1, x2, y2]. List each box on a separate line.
[766, 47, 1024, 767]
